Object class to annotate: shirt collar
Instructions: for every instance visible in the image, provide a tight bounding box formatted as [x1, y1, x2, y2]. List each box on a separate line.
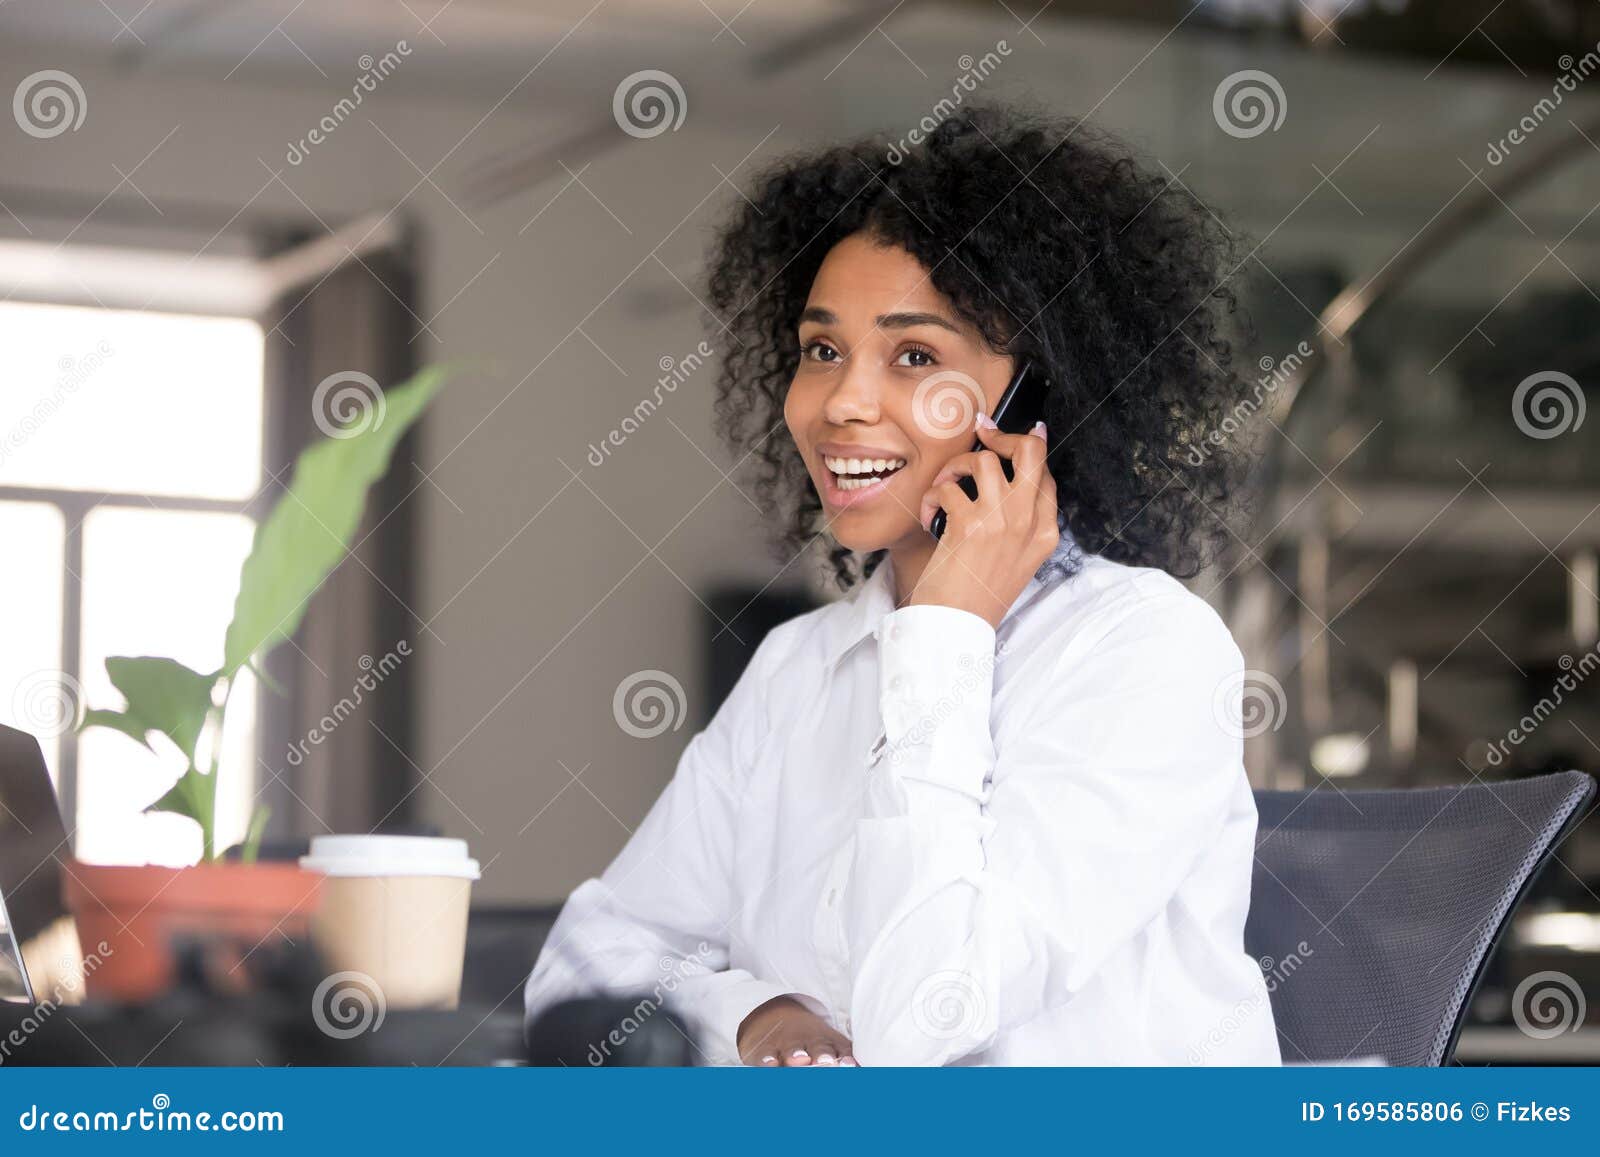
[819, 520, 1081, 672]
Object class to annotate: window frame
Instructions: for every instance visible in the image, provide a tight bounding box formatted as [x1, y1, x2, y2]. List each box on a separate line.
[0, 302, 270, 852]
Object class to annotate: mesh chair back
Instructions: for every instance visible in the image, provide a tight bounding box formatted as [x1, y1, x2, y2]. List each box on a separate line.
[1246, 771, 1593, 1066]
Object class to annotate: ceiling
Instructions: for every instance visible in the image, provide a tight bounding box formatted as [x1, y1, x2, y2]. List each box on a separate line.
[6, 0, 1600, 95]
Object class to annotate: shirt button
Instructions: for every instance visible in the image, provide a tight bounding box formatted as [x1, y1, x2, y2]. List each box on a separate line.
[889, 674, 909, 696]
[827, 888, 838, 907]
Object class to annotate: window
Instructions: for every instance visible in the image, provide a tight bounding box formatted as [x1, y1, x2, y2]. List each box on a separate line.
[0, 301, 265, 866]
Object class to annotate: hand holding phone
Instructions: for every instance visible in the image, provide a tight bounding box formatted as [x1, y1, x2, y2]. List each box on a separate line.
[929, 358, 1049, 539]
[910, 362, 1061, 627]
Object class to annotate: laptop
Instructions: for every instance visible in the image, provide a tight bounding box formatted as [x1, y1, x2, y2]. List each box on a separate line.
[0, 725, 73, 1005]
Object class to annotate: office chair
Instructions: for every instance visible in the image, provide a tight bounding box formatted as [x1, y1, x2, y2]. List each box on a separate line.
[1246, 770, 1595, 1066]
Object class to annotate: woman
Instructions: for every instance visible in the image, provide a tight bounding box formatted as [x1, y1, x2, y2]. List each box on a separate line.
[524, 105, 1279, 1066]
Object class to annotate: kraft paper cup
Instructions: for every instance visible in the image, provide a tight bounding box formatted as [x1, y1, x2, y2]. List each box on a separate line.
[299, 835, 481, 1011]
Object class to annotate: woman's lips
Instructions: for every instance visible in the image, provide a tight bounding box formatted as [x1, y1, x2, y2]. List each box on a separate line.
[815, 447, 910, 511]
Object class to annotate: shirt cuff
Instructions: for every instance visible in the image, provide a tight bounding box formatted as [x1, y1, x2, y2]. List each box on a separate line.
[685, 977, 826, 1066]
[873, 604, 998, 801]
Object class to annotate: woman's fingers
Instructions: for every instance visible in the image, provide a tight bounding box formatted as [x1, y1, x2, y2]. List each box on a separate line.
[921, 475, 971, 531]
[973, 419, 1049, 482]
[925, 479, 974, 533]
[968, 450, 1009, 513]
[921, 421, 1052, 537]
[920, 448, 1009, 531]
[737, 997, 857, 1068]
[765, 1035, 857, 1068]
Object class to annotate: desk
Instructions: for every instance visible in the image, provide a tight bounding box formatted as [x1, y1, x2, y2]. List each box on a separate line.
[0, 1002, 526, 1066]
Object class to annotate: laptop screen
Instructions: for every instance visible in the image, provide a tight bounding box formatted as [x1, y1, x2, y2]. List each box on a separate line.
[0, 725, 74, 1005]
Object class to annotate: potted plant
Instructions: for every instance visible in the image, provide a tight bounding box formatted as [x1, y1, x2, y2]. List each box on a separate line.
[66, 367, 448, 1001]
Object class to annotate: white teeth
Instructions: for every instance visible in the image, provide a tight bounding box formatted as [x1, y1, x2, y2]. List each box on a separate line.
[823, 454, 907, 476]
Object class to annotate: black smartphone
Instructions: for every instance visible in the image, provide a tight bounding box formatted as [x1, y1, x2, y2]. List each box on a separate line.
[929, 358, 1049, 539]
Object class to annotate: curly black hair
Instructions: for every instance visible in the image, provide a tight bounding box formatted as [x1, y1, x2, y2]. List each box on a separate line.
[702, 103, 1252, 590]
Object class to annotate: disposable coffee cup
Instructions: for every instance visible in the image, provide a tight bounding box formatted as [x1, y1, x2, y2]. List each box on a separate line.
[299, 835, 481, 1011]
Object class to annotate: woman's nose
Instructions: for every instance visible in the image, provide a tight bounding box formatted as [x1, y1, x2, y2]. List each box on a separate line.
[820, 361, 882, 425]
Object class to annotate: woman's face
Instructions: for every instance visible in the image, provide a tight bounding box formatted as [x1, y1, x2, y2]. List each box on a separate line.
[784, 233, 1015, 555]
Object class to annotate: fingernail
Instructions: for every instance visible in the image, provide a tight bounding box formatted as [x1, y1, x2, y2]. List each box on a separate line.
[976, 412, 997, 430]
[1030, 420, 1047, 439]
[760, 1055, 778, 1066]
[815, 1053, 837, 1065]
[790, 1048, 809, 1060]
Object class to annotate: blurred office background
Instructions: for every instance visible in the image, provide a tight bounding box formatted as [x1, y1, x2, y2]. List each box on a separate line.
[1, 0, 1598, 1060]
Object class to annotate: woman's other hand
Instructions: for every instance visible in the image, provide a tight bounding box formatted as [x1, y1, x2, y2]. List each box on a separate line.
[737, 996, 857, 1066]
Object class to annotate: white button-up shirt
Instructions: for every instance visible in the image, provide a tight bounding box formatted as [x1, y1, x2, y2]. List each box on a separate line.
[524, 534, 1281, 1066]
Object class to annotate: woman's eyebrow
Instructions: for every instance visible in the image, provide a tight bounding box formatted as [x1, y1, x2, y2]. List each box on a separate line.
[876, 310, 960, 333]
[799, 306, 959, 333]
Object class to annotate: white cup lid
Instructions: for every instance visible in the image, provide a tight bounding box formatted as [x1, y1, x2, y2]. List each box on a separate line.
[299, 834, 481, 881]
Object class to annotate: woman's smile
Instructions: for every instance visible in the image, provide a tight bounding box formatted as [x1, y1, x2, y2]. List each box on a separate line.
[815, 442, 911, 508]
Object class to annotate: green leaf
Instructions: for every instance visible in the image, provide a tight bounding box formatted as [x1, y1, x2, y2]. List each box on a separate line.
[222, 366, 449, 675]
[147, 765, 212, 821]
[79, 708, 155, 751]
[83, 656, 219, 765]
[146, 765, 218, 861]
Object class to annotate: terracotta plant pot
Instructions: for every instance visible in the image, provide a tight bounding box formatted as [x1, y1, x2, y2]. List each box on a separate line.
[62, 861, 323, 1003]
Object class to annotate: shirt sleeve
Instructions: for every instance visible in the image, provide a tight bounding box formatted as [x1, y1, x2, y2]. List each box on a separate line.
[522, 628, 814, 1066]
[841, 592, 1247, 1066]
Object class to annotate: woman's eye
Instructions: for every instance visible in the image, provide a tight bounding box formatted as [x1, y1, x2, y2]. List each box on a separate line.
[802, 340, 840, 363]
[895, 346, 936, 368]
